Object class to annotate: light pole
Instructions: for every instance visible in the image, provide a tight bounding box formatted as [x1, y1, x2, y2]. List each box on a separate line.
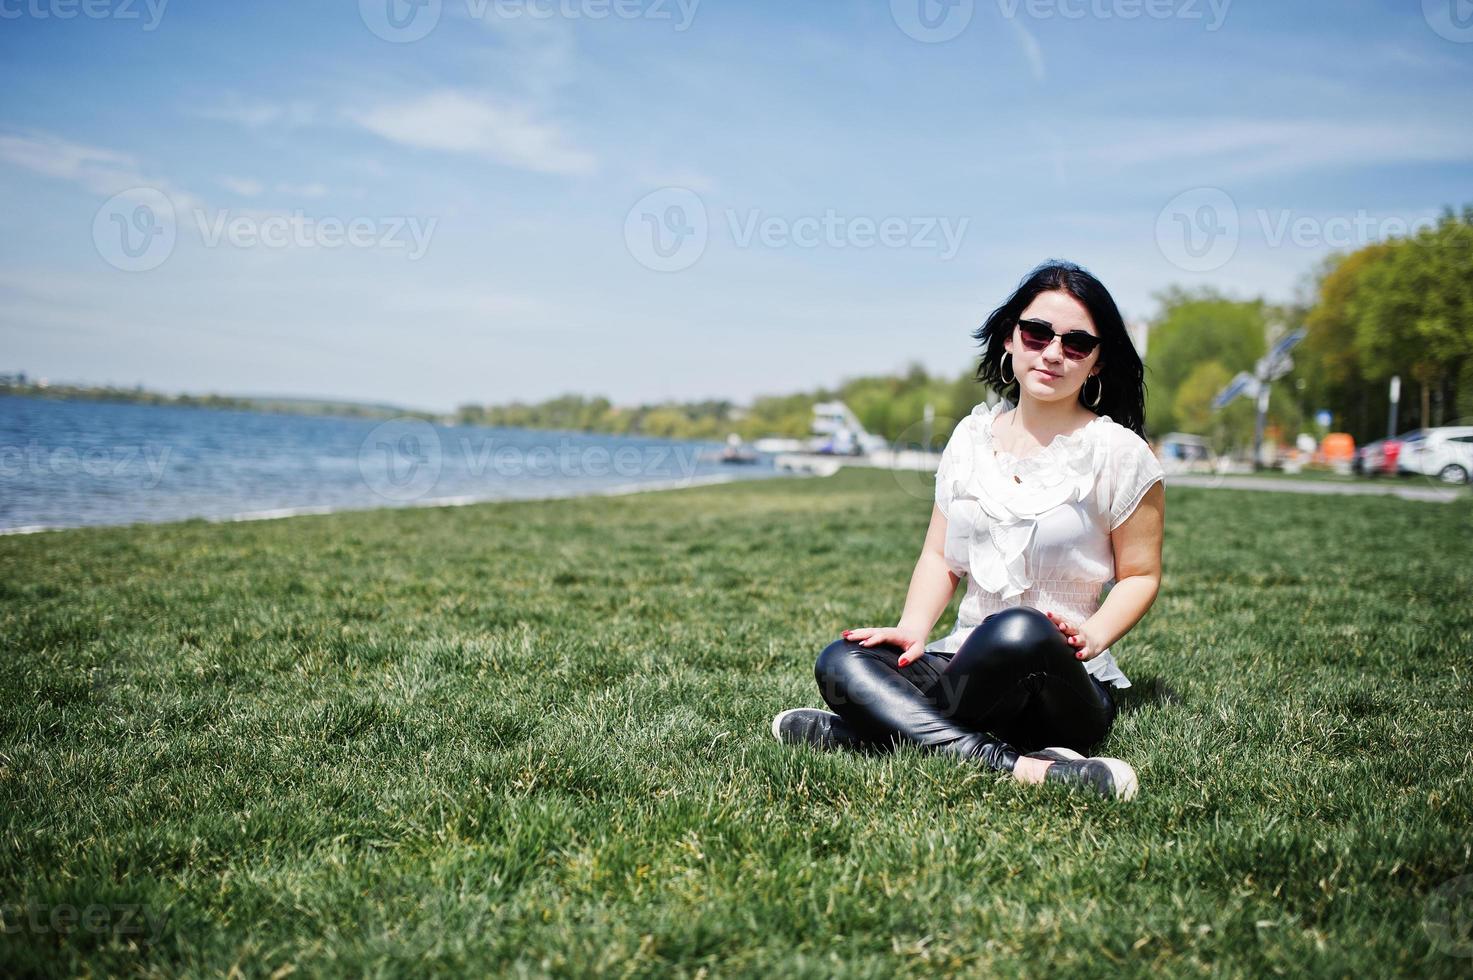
[1213, 328, 1305, 470]
[1386, 375, 1401, 441]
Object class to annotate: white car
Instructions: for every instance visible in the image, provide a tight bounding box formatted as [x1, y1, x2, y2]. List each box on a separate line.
[1398, 426, 1473, 484]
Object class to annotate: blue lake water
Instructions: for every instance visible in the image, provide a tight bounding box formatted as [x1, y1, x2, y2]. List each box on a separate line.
[0, 395, 792, 532]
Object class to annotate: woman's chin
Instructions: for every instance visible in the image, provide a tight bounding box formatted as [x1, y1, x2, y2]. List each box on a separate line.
[1019, 378, 1081, 403]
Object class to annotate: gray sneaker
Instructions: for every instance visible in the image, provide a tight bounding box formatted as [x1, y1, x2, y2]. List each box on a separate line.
[771, 708, 871, 751]
[1040, 755, 1139, 800]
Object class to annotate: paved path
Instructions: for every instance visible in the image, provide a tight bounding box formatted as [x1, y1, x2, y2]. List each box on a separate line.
[1165, 474, 1465, 503]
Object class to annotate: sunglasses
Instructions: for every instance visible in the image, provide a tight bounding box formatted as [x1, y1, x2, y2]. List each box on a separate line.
[1015, 318, 1102, 360]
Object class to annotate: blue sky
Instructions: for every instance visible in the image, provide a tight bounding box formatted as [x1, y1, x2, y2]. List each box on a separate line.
[1, 0, 1470, 413]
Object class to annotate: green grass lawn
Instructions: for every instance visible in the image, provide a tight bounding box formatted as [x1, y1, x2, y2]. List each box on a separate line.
[3, 470, 1472, 977]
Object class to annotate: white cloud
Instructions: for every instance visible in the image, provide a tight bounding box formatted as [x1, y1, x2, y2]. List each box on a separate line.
[1053, 117, 1473, 184]
[0, 130, 203, 209]
[219, 175, 264, 196]
[1007, 18, 1046, 82]
[218, 177, 333, 200]
[634, 168, 718, 194]
[462, 8, 577, 100]
[277, 181, 329, 199]
[0, 132, 134, 189]
[348, 90, 596, 176]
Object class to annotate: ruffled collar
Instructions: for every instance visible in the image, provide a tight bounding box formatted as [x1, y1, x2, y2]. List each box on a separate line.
[945, 400, 1112, 603]
[973, 399, 1110, 472]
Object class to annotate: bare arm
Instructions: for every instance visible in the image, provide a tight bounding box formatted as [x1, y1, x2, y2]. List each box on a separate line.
[1049, 481, 1165, 660]
[843, 504, 962, 666]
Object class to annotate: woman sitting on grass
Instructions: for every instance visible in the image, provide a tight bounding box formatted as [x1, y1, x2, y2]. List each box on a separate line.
[772, 260, 1165, 800]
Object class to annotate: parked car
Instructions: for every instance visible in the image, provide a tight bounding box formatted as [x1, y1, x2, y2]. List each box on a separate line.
[1354, 438, 1389, 475]
[1354, 430, 1423, 476]
[1397, 426, 1473, 484]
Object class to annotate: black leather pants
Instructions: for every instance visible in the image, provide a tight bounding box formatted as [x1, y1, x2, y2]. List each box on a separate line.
[813, 606, 1118, 773]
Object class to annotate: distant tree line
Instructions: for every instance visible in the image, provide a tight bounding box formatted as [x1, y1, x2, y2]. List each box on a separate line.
[455, 363, 989, 450]
[0, 378, 435, 422]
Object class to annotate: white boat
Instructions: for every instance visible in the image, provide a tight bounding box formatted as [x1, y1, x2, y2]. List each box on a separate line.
[809, 401, 889, 456]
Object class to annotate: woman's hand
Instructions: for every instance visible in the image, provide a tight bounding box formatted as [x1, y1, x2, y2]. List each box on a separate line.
[1043, 610, 1103, 662]
[842, 625, 929, 668]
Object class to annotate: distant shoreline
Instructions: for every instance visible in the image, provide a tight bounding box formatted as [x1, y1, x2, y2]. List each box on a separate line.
[0, 470, 814, 537]
[0, 384, 436, 423]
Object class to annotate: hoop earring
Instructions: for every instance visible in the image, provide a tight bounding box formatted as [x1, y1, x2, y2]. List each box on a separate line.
[999, 351, 1015, 386]
[1084, 374, 1103, 408]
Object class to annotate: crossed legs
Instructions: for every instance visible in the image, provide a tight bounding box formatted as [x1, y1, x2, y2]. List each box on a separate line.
[813, 607, 1118, 772]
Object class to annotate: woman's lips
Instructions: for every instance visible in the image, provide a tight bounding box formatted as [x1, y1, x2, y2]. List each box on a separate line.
[1032, 368, 1062, 380]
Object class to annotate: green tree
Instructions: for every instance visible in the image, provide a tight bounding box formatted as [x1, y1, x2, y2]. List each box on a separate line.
[1348, 209, 1473, 427]
[1144, 288, 1267, 435]
[1172, 360, 1232, 434]
[1298, 246, 1397, 441]
[1298, 206, 1473, 435]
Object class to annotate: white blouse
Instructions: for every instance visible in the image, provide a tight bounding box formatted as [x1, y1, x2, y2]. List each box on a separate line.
[925, 399, 1165, 690]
